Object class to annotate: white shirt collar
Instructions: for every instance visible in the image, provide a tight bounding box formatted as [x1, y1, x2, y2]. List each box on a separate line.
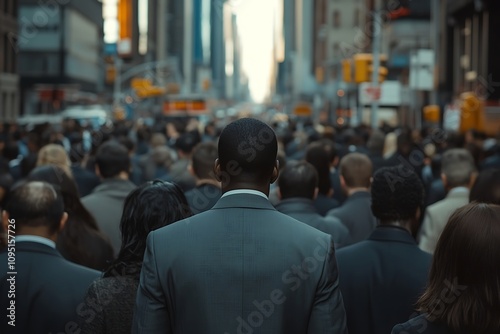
[221, 189, 268, 199]
[449, 187, 469, 194]
[16, 235, 56, 249]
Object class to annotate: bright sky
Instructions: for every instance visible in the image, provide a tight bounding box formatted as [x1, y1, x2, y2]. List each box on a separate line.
[235, 0, 281, 103]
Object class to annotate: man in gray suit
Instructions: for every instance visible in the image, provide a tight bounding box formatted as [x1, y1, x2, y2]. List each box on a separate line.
[418, 148, 476, 254]
[133, 118, 347, 334]
[276, 161, 350, 247]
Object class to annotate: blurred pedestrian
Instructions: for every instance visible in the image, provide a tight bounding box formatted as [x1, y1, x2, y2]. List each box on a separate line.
[28, 166, 114, 270]
[393, 203, 500, 333]
[79, 180, 191, 333]
[0, 181, 99, 334]
[337, 166, 431, 334]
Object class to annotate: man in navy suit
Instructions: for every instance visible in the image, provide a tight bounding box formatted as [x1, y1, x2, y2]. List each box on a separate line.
[276, 161, 350, 247]
[336, 166, 432, 334]
[327, 153, 376, 245]
[133, 118, 347, 334]
[0, 181, 99, 334]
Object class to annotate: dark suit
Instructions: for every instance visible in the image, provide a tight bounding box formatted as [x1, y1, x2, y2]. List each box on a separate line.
[327, 191, 376, 245]
[184, 183, 222, 214]
[276, 197, 350, 247]
[392, 314, 454, 334]
[0, 241, 100, 334]
[337, 226, 432, 334]
[313, 193, 340, 216]
[133, 193, 347, 334]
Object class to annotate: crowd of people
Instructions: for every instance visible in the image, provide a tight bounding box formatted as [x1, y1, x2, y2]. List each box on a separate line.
[0, 114, 499, 333]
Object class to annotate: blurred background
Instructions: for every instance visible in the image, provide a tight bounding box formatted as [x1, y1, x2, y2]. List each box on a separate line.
[0, 0, 499, 133]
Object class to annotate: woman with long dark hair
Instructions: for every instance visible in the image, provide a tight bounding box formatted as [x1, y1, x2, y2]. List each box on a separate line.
[80, 180, 192, 333]
[27, 165, 114, 270]
[392, 202, 500, 334]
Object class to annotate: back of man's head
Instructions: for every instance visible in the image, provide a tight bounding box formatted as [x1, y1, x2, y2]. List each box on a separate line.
[441, 148, 476, 189]
[279, 161, 318, 200]
[371, 166, 424, 224]
[4, 181, 64, 234]
[191, 142, 218, 180]
[175, 131, 201, 155]
[339, 153, 373, 189]
[218, 118, 277, 182]
[95, 141, 130, 179]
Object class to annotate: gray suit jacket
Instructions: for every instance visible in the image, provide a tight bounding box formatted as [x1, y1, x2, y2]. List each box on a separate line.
[275, 197, 350, 248]
[133, 193, 347, 334]
[418, 188, 469, 254]
[82, 178, 137, 254]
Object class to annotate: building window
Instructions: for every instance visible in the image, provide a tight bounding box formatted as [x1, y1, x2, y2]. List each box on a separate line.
[333, 10, 341, 28]
[333, 42, 340, 59]
[3, 33, 8, 73]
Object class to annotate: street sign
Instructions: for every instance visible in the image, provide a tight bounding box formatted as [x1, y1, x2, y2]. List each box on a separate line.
[365, 86, 381, 101]
[409, 49, 435, 90]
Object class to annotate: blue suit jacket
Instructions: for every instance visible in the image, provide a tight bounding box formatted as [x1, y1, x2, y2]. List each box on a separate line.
[0, 242, 99, 334]
[133, 193, 347, 334]
[336, 226, 432, 334]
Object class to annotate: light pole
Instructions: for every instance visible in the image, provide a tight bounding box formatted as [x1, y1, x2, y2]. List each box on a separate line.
[370, 0, 382, 129]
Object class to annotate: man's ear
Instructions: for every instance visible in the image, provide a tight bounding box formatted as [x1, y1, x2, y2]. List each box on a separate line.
[95, 165, 101, 178]
[340, 175, 346, 188]
[441, 173, 447, 189]
[59, 212, 68, 232]
[313, 187, 319, 200]
[214, 159, 222, 182]
[271, 159, 280, 184]
[188, 164, 195, 177]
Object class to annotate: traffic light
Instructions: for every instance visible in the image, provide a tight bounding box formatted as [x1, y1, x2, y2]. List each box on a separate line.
[342, 59, 352, 83]
[353, 53, 388, 84]
[460, 92, 485, 133]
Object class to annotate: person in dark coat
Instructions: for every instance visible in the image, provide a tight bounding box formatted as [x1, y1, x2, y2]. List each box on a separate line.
[337, 166, 432, 334]
[183, 142, 222, 214]
[392, 203, 500, 334]
[79, 180, 192, 334]
[0, 181, 99, 334]
[327, 153, 376, 245]
[132, 118, 347, 334]
[306, 142, 340, 215]
[275, 161, 350, 247]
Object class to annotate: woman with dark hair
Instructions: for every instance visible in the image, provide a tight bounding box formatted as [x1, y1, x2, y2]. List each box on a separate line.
[27, 166, 114, 270]
[469, 168, 500, 205]
[392, 202, 500, 334]
[80, 180, 192, 334]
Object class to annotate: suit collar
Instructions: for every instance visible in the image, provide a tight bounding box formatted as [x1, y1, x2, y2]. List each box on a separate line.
[275, 198, 316, 214]
[212, 193, 276, 210]
[3, 241, 62, 258]
[369, 225, 417, 245]
[345, 191, 371, 202]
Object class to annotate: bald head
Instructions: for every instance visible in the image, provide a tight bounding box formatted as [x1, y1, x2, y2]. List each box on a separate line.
[4, 181, 65, 234]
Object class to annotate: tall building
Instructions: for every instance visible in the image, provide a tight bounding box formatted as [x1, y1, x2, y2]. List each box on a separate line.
[441, 0, 500, 134]
[18, 0, 103, 115]
[0, 0, 19, 120]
